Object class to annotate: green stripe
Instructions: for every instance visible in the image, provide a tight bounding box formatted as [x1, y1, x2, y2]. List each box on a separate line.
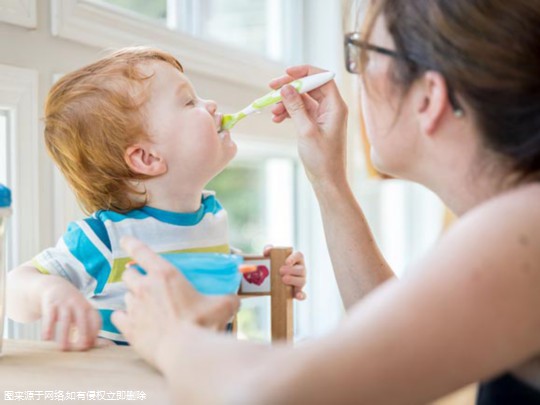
[107, 243, 230, 283]
[32, 259, 50, 275]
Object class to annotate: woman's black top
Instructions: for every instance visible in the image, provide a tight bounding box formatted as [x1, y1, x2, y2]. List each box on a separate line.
[477, 373, 540, 404]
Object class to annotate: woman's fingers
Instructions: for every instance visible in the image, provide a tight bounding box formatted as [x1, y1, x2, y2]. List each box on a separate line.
[285, 64, 327, 78]
[280, 85, 317, 135]
[122, 266, 146, 296]
[197, 295, 240, 330]
[124, 291, 135, 313]
[272, 112, 289, 123]
[111, 310, 131, 340]
[120, 236, 175, 277]
[269, 65, 326, 89]
[118, 237, 240, 336]
[269, 75, 294, 90]
[121, 237, 198, 298]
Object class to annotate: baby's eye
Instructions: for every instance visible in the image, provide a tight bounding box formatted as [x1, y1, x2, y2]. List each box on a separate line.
[185, 99, 196, 107]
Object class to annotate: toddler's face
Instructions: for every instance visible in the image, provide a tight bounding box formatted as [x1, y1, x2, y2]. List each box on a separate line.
[142, 60, 237, 187]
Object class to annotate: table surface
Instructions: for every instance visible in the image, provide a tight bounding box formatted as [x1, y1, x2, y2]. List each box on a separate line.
[0, 339, 170, 404]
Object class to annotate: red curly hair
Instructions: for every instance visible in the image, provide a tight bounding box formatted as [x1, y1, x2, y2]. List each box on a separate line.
[44, 47, 183, 213]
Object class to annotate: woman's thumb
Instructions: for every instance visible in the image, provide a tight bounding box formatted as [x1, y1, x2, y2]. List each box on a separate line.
[280, 85, 315, 134]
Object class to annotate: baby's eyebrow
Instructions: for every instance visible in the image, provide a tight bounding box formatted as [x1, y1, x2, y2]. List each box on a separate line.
[175, 82, 190, 96]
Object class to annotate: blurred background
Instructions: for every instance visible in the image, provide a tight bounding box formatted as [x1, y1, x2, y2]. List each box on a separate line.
[0, 0, 445, 346]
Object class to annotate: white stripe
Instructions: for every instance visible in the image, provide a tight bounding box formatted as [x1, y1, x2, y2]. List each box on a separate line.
[105, 211, 229, 259]
[90, 283, 127, 309]
[35, 238, 97, 297]
[77, 220, 113, 264]
[98, 330, 127, 342]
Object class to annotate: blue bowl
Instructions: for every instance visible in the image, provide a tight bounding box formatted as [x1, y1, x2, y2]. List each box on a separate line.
[135, 252, 243, 295]
[101, 253, 243, 341]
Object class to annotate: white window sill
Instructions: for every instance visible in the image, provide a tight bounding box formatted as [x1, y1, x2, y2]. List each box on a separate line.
[51, 0, 286, 91]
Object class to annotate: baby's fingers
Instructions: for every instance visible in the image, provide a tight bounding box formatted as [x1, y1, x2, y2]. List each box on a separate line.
[57, 308, 73, 351]
[41, 305, 58, 341]
[286, 251, 305, 266]
[73, 308, 91, 350]
[281, 274, 306, 289]
[294, 288, 307, 301]
[280, 264, 305, 278]
[72, 308, 101, 351]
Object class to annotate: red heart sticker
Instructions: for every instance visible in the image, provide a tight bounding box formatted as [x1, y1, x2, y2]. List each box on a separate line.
[243, 265, 269, 286]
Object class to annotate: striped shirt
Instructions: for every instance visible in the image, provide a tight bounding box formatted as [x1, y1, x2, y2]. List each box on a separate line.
[33, 192, 229, 342]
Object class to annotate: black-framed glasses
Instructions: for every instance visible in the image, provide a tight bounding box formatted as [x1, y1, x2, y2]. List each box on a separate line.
[344, 32, 464, 116]
[344, 32, 406, 74]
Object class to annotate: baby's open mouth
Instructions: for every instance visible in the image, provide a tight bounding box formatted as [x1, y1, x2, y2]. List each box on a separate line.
[215, 113, 224, 132]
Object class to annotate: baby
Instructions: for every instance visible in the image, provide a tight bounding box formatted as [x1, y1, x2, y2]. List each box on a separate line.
[6, 47, 306, 350]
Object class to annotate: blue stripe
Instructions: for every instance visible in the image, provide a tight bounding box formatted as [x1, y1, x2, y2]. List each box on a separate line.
[98, 309, 121, 334]
[85, 217, 111, 250]
[63, 221, 111, 294]
[140, 194, 223, 226]
[95, 194, 223, 226]
[96, 209, 149, 223]
[205, 194, 223, 214]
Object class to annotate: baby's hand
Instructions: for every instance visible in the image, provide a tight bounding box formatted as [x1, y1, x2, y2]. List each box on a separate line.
[263, 246, 307, 300]
[40, 278, 101, 351]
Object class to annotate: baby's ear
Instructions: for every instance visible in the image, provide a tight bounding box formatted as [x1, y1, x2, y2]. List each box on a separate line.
[124, 144, 167, 176]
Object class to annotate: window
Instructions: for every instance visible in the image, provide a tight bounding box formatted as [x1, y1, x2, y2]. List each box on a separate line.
[0, 110, 10, 340]
[98, 0, 167, 21]
[0, 110, 11, 271]
[207, 156, 297, 342]
[0, 65, 39, 340]
[88, 0, 301, 63]
[0, 111, 7, 183]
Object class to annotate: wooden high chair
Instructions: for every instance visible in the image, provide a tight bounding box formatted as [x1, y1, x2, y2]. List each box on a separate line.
[232, 247, 294, 342]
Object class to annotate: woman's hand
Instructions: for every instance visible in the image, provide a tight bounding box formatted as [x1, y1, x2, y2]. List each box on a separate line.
[264, 246, 307, 300]
[40, 279, 102, 351]
[111, 236, 240, 368]
[270, 65, 349, 188]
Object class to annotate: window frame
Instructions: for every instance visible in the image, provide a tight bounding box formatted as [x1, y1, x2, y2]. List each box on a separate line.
[51, 0, 303, 88]
[0, 0, 37, 28]
[0, 64, 40, 270]
[0, 64, 40, 339]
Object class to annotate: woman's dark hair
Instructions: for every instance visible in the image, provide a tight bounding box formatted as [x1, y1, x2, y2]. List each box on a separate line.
[361, 0, 540, 180]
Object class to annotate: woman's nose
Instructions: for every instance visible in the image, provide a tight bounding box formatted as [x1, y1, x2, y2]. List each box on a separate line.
[204, 99, 217, 115]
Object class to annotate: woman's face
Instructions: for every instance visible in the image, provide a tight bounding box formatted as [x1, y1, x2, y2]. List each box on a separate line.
[359, 14, 420, 178]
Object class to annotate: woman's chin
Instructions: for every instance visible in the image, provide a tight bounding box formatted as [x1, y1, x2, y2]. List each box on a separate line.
[371, 154, 396, 179]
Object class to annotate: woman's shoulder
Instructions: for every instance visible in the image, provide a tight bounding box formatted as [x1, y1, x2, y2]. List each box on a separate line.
[427, 182, 540, 292]
[477, 182, 540, 215]
[455, 183, 540, 239]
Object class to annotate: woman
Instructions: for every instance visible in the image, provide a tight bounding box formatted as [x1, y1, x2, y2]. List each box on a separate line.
[111, 0, 540, 403]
